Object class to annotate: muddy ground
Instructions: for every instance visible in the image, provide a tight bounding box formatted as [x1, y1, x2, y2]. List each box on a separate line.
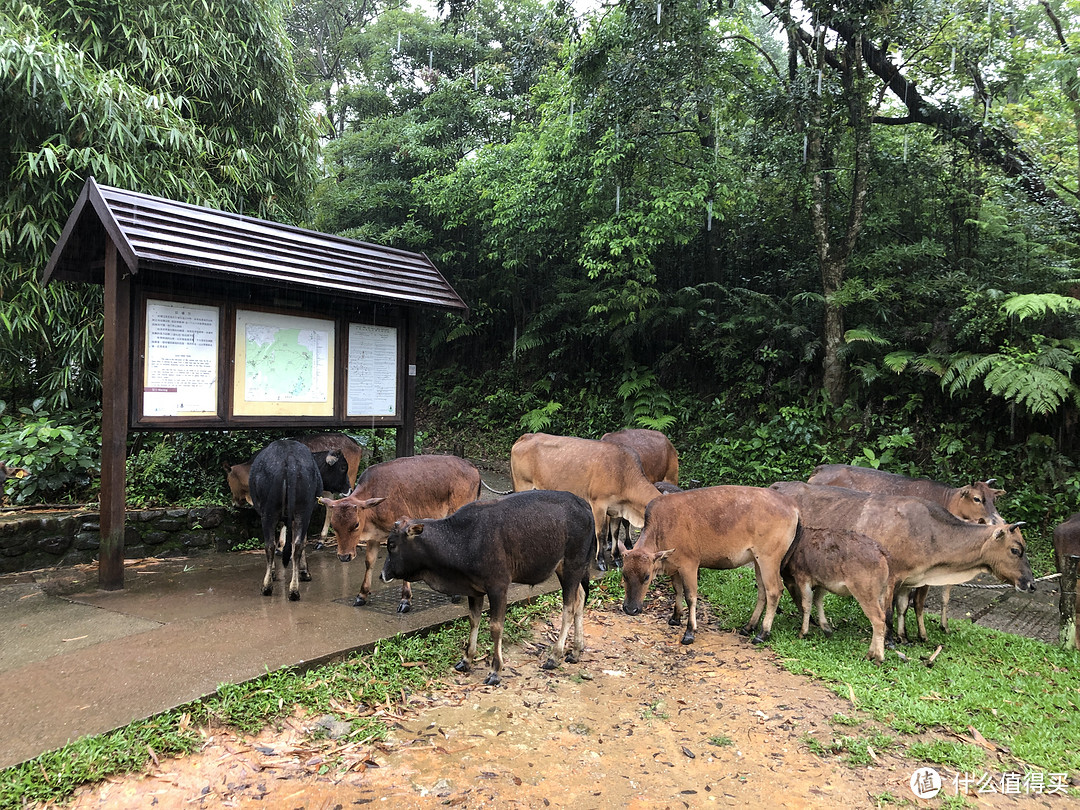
[54, 594, 1048, 810]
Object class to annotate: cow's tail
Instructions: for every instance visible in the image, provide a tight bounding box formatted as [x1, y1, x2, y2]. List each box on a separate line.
[480, 477, 513, 496]
[780, 517, 803, 572]
[280, 476, 293, 566]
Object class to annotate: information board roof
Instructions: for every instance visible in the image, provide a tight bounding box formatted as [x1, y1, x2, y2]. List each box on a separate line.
[43, 177, 468, 312]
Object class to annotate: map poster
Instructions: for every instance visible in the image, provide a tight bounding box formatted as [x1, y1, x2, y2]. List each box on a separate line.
[232, 310, 335, 417]
[346, 323, 398, 416]
[143, 299, 219, 416]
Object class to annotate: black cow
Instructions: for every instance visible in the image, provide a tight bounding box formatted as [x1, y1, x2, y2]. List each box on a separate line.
[381, 489, 596, 685]
[249, 439, 323, 601]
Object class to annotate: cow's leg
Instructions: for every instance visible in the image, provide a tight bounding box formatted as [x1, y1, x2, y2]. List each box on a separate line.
[739, 563, 770, 642]
[939, 585, 952, 632]
[455, 596, 484, 674]
[297, 538, 311, 583]
[287, 523, 303, 601]
[796, 579, 814, 639]
[276, 524, 286, 555]
[812, 587, 833, 637]
[546, 569, 587, 669]
[912, 585, 929, 642]
[398, 581, 413, 614]
[668, 571, 687, 629]
[894, 587, 911, 641]
[852, 585, 888, 665]
[484, 589, 509, 685]
[752, 562, 783, 643]
[679, 568, 700, 645]
[261, 514, 279, 596]
[354, 537, 380, 607]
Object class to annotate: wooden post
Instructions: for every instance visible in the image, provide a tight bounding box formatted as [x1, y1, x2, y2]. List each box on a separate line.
[99, 239, 131, 590]
[1060, 554, 1079, 650]
[396, 308, 418, 458]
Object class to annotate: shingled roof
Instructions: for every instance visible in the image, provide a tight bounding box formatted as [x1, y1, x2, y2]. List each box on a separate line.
[43, 177, 468, 312]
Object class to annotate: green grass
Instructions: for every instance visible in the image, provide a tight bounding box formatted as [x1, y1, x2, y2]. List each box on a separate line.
[0, 592, 562, 808]
[695, 567, 1080, 773]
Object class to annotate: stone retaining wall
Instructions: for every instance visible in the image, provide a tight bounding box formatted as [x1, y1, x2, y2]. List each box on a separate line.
[0, 506, 263, 574]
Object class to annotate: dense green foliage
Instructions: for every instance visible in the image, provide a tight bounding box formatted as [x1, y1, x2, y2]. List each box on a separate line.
[0, 0, 319, 411]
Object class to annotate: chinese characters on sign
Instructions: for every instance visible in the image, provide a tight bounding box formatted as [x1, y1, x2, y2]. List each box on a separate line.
[347, 323, 398, 417]
[143, 300, 219, 416]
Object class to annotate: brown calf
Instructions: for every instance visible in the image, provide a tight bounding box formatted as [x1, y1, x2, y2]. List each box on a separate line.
[620, 486, 800, 645]
[782, 527, 898, 663]
[807, 464, 1005, 632]
[320, 454, 480, 613]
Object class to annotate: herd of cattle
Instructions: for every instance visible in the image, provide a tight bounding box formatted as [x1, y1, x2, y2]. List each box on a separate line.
[221, 429, 1078, 684]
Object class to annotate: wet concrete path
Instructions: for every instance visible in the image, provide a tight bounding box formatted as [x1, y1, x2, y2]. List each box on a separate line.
[0, 546, 558, 770]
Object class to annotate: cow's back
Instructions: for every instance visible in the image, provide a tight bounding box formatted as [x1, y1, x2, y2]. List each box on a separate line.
[808, 465, 945, 500]
[511, 433, 641, 497]
[773, 481, 969, 569]
[361, 455, 480, 530]
[642, 485, 798, 566]
[601, 429, 679, 485]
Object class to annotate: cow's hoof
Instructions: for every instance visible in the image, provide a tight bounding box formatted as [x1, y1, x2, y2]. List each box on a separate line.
[738, 626, 752, 637]
[483, 672, 501, 686]
[288, 590, 300, 602]
[821, 626, 834, 638]
[541, 659, 558, 671]
[300, 571, 312, 582]
[680, 632, 695, 645]
[668, 615, 681, 627]
[454, 659, 471, 673]
[262, 586, 273, 596]
[596, 559, 608, 573]
[353, 594, 368, 607]
[397, 601, 411, 614]
[565, 651, 580, 664]
[751, 632, 769, 644]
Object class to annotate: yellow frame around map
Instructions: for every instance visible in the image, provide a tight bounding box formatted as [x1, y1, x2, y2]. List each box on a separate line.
[232, 309, 336, 417]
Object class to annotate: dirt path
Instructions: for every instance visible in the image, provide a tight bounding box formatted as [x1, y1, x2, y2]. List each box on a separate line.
[56, 597, 1033, 809]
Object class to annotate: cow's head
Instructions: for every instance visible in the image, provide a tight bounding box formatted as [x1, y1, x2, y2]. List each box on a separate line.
[953, 480, 1006, 525]
[620, 548, 673, 615]
[983, 522, 1036, 592]
[381, 517, 423, 582]
[320, 495, 385, 561]
[223, 462, 252, 508]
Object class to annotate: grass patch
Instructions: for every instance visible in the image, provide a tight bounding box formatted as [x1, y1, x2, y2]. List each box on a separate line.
[697, 567, 1080, 773]
[0, 592, 562, 807]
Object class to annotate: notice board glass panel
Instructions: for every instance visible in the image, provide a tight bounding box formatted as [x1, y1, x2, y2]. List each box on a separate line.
[232, 309, 335, 417]
[142, 299, 220, 417]
[346, 323, 398, 417]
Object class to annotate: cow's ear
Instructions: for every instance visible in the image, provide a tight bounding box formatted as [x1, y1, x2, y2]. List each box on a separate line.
[356, 497, 385, 510]
[326, 451, 341, 466]
[222, 462, 232, 473]
[318, 496, 336, 507]
[654, 549, 674, 562]
[407, 523, 424, 537]
[958, 486, 972, 499]
[993, 488, 1006, 497]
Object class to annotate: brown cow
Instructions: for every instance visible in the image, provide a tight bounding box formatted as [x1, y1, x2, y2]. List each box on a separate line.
[771, 481, 1034, 642]
[782, 527, 898, 663]
[511, 433, 662, 566]
[1054, 513, 1080, 651]
[600, 429, 679, 562]
[320, 454, 480, 613]
[224, 433, 365, 541]
[807, 464, 1005, 632]
[620, 486, 800, 645]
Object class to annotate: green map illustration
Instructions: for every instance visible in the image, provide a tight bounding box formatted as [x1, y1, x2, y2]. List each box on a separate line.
[245, 325, 327, 402]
